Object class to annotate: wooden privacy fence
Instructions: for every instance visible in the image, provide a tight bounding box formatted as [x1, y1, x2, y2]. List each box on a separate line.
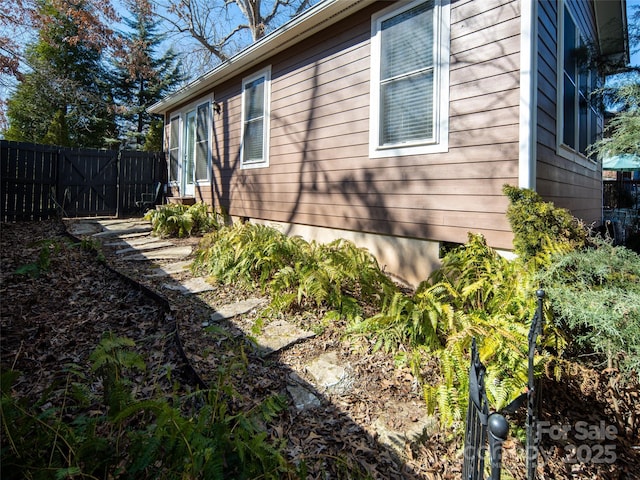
[1, 141, 166, 221]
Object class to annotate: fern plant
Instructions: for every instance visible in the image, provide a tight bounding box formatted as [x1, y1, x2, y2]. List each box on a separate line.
[193, 222, 299, 287]
[1, 367, 113, 480]
[145, 202, 220, 238]
[270, 238, 396, 321]
[1, 336, 300, 480]
[349, 232, 543, 427]
[13, 238, 69, 278]
[193, 222, 397, 322]
[90, 333, 146, 418]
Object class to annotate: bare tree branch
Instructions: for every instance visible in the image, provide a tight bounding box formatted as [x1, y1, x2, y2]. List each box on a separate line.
[152, 0, 318, 79]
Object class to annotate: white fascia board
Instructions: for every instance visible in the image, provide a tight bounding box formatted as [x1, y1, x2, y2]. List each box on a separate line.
[519, 0, 537, 190]
[593, 0, 629, 67]
[148, 0, 376, 115]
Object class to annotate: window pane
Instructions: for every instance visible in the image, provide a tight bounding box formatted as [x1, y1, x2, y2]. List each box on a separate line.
[243, 118, 264, 162]
[379, 0, 435, 147]
[381, 71, 433, 145]
[169, 117, 179, 182]
[245, 77, 265, 120]
[185, 114, 195, 185]
[579, 93, 588, 154]
[243, 74, 267, 165]
[381, 1, 433, 80]
[590, 110, 599, 147]
[564, 8, 576, 81]
[196, 141, 208, 180]
[560, 7, 602, 158]
[563, 74, 576, 148]
[195, 103, 209, 181]
[196, 104, 209, 142]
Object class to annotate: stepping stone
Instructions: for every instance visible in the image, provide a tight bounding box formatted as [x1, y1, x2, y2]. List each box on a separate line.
[93, 225, 152, 237]
[105, 236, 159, 247]
[96, 218, 142, 226]
[90, 219, 152, 236]
[254, 319, 316, 357]
[162, 277, 214, 295]
[205, 301, 314, 356]
[66, 222, 102, 236]
[104, 239, 132, 246]
[304, 351, 353, 395]
[369, 404, 436, 456]
[118, 231, 154, 239]
[116, 241, 174, 254]
[121, 245, 192, 261]
[144, 260, 193, 277]
[208, 298, 267, 323]
[287, 384, 322, 411]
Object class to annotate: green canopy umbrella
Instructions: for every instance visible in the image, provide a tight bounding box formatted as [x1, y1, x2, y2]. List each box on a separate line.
[602, 154, 640, 171]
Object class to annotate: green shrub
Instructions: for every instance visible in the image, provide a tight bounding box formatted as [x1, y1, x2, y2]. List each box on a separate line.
[502, 184, 587, 264]
[539, 239, 640, 379]
[144, 202, 220, 238]
[270, 238, 396, 320]
[193, 222, 301, 287]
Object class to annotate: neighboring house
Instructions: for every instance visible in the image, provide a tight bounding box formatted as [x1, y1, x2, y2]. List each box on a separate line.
[148, 0, 628, 286]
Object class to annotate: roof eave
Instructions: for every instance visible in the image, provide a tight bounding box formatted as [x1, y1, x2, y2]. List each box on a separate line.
[594, 0, 630, 73]
[148, 0, 376, 115]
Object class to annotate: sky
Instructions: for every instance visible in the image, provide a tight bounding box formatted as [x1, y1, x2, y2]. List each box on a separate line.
[1, 0, 638, 132]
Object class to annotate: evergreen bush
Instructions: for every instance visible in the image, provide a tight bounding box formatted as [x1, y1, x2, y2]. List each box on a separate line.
[502, 185, 587, 264]
[538, 238, 640, 379]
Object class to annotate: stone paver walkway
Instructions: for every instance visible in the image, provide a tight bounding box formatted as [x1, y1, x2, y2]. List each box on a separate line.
[66, 217, 430, 456]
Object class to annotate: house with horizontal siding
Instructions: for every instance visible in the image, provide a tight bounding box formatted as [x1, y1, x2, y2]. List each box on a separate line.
[149, 0, 628, 286]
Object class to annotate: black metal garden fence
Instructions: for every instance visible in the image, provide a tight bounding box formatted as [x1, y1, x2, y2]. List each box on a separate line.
[462, 290, 545, 480]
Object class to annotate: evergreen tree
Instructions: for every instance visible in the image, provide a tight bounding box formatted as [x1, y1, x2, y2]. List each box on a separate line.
[4, 0, 117, 148]
[112, 1, 182, 150]
[588, 5, 640, 158]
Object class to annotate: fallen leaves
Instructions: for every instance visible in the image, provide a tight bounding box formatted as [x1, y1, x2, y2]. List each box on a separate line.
[0, 221, 182, 408]
[2, 219, 639, 480]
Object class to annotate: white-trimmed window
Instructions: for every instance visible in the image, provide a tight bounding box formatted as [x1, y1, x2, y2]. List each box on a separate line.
[241, 67, 271, 168]
[370, 0, 450, 158]
[558, 5, 602, 160]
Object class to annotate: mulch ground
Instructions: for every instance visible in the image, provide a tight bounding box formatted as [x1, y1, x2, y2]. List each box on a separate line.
[1, 219, 638, 479]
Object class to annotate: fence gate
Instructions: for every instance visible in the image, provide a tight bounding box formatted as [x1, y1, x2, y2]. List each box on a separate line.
[1, 140, 166, 221]
[58, 148, 119, 217]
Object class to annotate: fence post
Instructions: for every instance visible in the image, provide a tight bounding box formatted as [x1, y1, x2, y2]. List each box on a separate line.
[526, 290, 545, 480]
[463, 338, 509, 480]
[116, 149, 123, 218]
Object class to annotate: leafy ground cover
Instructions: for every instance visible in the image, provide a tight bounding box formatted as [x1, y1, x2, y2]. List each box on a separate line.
[1, 215, 639, 479]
